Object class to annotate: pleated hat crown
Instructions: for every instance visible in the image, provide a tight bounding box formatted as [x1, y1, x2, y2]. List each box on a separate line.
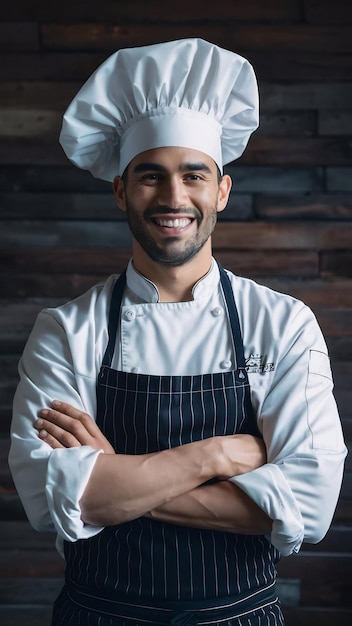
[59, 38, 259, 181]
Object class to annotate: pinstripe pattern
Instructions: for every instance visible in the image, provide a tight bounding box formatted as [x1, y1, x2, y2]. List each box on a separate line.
[53, 266, 283, 625]
[65, 369, 280, 603]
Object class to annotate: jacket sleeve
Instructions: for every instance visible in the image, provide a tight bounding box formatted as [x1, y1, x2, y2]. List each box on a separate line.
[9, 309, 104, 543]
[230, 301, 347, 557]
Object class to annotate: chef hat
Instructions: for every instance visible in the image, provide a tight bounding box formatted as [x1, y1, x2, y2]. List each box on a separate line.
[59, 38, 259, 181]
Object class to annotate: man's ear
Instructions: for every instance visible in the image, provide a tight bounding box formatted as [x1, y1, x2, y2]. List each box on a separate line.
[217, 174, 232, 214]
[113, 176, 127, 212]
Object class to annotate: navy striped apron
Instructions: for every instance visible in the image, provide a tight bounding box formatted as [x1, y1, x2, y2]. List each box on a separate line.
[52, 264, 284, 626]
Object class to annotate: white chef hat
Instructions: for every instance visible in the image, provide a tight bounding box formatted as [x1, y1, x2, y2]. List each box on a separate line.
[59, 38, 259, 181]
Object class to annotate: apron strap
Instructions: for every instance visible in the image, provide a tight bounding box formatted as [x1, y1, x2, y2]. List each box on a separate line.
[217, 262, 245, 370]
[217, 262, 257, 428]
[66, 579, 278, 624]
[102, 270, 126, 367]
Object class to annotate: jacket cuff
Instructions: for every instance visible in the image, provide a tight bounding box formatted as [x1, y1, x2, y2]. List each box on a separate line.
[229, 463, 304, 556]
[46, 446, 104, 541]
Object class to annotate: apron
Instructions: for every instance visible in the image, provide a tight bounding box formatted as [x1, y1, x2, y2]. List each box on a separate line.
[52, 264, 284, 626]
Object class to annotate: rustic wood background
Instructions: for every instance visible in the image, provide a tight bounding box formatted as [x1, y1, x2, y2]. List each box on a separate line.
[1, 1, 351, 624]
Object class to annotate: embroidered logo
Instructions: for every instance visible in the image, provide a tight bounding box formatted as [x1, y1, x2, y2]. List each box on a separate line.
[245, 354, 275, 374]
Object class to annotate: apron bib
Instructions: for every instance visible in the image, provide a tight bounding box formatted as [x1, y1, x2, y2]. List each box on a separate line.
[53, 264, 283, 625]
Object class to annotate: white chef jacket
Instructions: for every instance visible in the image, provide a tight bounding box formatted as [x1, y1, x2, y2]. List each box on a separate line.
[9, 259, 347, 558]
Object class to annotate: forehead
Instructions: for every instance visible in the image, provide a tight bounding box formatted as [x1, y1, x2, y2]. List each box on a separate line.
[127, 146, 217, 174]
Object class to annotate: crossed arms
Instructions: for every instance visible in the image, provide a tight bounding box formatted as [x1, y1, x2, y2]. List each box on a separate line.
[35, 401, 272, 535]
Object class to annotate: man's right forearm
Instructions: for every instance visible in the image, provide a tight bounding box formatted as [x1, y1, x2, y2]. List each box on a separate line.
[80, 438, 220, 525]
[80, 434, 266, 526]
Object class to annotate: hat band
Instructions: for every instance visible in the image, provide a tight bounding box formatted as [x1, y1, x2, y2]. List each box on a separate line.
[119, 108, 223, 175]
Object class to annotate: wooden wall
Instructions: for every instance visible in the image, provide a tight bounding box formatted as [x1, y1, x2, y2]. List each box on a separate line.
[1, 1, 352, 624]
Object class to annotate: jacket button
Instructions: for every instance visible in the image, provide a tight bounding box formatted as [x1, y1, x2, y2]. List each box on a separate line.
[211, 307, 223, 317]
[124, 309, 135, 321]
[220, 360, 232, 369]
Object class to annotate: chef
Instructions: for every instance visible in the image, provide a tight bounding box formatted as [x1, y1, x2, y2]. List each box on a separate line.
[9, 39, 347, 626]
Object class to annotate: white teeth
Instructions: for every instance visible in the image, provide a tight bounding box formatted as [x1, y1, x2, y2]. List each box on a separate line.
[155, 218, 191, 228]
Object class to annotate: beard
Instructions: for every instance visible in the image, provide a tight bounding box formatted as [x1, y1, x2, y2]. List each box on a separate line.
[124, 199, 219, 267]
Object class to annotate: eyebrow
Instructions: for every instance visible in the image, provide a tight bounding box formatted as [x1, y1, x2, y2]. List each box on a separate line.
[132, 162, 212, 174]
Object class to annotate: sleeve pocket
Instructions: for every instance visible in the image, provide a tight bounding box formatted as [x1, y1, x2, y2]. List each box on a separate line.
[306, 349, 340, 451]
[309, 349, 332, 380]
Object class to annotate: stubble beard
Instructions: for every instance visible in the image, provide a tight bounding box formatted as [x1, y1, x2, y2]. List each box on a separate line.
[124, 198, 219, 267]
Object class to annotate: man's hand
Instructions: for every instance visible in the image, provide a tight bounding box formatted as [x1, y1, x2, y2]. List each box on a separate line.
[35, 401, 115, 454]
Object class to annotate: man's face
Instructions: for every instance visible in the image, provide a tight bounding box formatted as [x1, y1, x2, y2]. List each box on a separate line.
[114, 147, 231, 268]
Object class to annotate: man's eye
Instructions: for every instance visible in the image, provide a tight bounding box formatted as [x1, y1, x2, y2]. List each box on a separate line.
[142, 174, 162, 182]
[186, 174, 202, 181]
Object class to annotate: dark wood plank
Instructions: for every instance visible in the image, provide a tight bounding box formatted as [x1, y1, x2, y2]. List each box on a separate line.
[0, 577, 62, 605]
[0, 219, 132, 247]
[324, 338, 352, 362]
[319, 110, 352, 136]
[304, 0, 352, 24]
[0, 522, 56, 551]
[321, 252, 352, 278]
[225, 166, 325, 193]
[260, 82, 352, 111]
[214, 222, 352, 250]
[341, 418, 352, 443]
[0, 165, 110, 194]
[327, 167, 352, 192]
[246, 51, 352, 81]
[0, 439, 10, 466]
[0, 82, 79, 110]
[0, 110, 61, 138]
[242, 136, 352, 166]
[0, 23, 38, 52]
[0, 192, 120, 219]
[277, 552, 352, 607]
[0, 0, 301, 22]
[257, 111, 315, 137]
[300, 526, 352, 553]
[314, 308, 352, 338]
[0, 606, 53, 626]
[334, 498, 352, 525]
[0, 550, 65, 577]
[282, 607, 352, 626]
[0, 52, 106, 82]
[0, 494, 27, 521]
[255, 194, 352, 220]
[0, 248, 128, 272]
[41, 23, 352, 54]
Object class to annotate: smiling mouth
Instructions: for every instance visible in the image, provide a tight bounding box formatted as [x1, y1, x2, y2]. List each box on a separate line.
[153, 217, 193, 228]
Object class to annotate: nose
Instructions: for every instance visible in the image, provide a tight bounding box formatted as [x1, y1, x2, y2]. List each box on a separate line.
[157, 176, 188, 209]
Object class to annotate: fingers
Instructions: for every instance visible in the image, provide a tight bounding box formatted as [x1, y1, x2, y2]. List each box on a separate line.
[34, 401, 115, 454]
[35, 412, 83, 448]
[47, 401, 103, 438]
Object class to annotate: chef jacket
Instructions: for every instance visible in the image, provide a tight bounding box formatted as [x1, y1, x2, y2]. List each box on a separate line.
[9, 259, 347, 558]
